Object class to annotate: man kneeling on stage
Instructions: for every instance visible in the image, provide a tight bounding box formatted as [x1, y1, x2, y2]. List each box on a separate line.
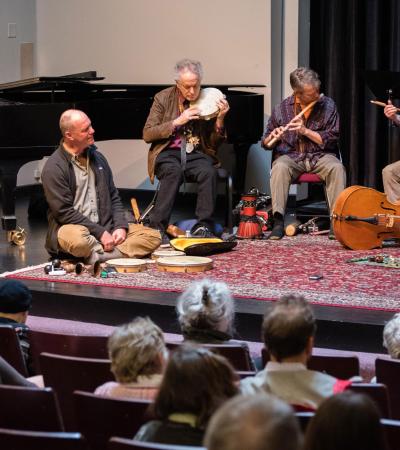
[41, 109, 161, 264]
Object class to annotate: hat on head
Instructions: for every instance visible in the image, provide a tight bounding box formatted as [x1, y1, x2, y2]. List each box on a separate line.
[0, 279, 32, 313]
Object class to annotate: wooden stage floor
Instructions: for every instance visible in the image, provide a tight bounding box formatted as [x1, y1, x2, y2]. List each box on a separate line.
[0, 190, 393, 354]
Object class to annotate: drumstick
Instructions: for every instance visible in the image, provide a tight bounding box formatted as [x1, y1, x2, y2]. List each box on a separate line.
[130, 197, 141, 222]
[266, 93, 324, 148]
[370, 100, 400, 112]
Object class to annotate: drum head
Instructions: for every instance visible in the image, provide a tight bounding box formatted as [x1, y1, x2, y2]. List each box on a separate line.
[152, 249, 185, 259]
[105, 258, 147, 273]
[156, 256, 213, 273]
[190, 88, 224, 120]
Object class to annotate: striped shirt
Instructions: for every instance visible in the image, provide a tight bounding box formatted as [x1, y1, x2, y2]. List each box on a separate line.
[263, 94, 340, 168]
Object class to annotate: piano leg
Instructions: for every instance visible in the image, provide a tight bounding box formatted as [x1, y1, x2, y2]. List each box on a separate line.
[233, 143, 251, 194]
[0, 160, 27, 245]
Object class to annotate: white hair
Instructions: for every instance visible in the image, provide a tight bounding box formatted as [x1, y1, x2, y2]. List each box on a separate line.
[383, 313, 400, 359]
[176, 279, 234, 334]
[173, 58, 203, 81]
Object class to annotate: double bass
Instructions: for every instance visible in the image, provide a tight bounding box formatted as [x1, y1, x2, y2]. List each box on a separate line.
[332, 185, 400, 250]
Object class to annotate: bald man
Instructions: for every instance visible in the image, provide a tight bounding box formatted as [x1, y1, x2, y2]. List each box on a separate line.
[41, 109, 161, 263]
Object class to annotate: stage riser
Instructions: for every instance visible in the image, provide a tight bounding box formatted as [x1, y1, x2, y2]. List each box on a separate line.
[30, 285, 386, 353]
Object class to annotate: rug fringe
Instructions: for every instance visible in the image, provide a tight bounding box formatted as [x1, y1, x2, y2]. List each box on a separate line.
[0, 263, 48, 278]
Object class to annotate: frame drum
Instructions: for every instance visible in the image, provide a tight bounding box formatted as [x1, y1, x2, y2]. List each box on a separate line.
[156, 256, 213, 273]
[190, 87, 224, 120]
[151, 249, 185, 259]
[105, 258, 148, 273]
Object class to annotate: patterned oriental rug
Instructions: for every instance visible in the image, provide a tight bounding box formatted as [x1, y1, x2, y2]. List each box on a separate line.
[5, 235, 400, 312]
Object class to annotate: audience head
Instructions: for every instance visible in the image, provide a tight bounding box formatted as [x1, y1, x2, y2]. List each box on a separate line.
[153, 345, 238, 428]
[204, 393, 302, 450]
[108, 317, 167, 383]
[303, 391, 386, 450]
[0, 279, 32, 323]
[289, 67, 321, 105]
[177, 279, 235, 338]
[262, 295, 316, 362]
[383, 312, 400, 359]
[174, 58, 203, 102]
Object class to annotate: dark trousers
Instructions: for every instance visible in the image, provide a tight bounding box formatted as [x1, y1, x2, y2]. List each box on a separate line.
[149, 149, 218, 231]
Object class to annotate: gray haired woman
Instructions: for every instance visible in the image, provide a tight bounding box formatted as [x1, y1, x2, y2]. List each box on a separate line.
[176, 279, 254, 368]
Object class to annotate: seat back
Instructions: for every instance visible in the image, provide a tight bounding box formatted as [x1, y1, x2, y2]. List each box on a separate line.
[28, 329, 109, 373]
[0, 325, 28, 376]
[74, 390, 153, 450]
[348, 383, 391, 418]
[0, 385, 64, 431]
[0, 428, 88, 450]
[40, 352, 113, 430]
[109, 437, 205, 450]
[261, 348, 359, 379]
[295, 411, 314, 432]
[382, 418, 400, 450]
[376, 358, 400, 419]
[167, 341, 253, 371]
[307, 354, 360, 379]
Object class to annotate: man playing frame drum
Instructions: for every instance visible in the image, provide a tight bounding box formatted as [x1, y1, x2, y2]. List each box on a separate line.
[262, 67, 346, 240]
[143, 59, 230, 240]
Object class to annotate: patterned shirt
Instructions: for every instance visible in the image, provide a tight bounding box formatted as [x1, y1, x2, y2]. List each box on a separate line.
[263, 94, 339, 168]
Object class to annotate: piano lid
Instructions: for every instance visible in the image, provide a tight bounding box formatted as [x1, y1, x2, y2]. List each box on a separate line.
[0, 71, 105, 93]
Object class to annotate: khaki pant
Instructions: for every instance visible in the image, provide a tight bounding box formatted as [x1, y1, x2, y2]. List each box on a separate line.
[382, 160, 400, 204]
[270, 154, 346, 216]
[57, 223, 161, 258]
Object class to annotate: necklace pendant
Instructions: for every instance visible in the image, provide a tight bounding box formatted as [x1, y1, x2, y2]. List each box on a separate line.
[186, 142, 194, 153]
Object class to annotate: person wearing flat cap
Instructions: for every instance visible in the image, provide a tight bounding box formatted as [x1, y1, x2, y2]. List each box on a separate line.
[0, 279, 33, 375]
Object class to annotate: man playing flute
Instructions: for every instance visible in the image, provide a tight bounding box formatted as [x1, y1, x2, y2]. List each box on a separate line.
[383, 101, 400, 204]
[262, 67, 346, 240]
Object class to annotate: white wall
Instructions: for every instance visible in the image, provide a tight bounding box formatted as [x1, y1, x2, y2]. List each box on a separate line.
[32, 0, 270, 190]
[0, 0, 36, 83]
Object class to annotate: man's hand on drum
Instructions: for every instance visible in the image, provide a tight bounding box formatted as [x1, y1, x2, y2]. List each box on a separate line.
[100, 230, 115, 252]
[112, 228, 127, 246]
[174, 106, 200, 127]
[216, 98, 230, 119]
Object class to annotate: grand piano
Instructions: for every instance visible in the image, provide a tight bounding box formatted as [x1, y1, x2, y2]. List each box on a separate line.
[0, 71, 264, 244]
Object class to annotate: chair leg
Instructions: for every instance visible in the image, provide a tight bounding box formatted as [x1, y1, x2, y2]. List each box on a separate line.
[225, 175, 233, 233]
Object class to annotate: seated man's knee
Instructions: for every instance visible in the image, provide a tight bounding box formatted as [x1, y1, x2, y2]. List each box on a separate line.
[271, 160, 290, 178]
[383, 163, 395, 179]
[57, 224, 95, 258]
[157, 163, 182, 180]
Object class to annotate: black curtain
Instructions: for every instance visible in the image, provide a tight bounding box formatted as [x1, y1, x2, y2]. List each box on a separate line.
[309, 0, 400, 189]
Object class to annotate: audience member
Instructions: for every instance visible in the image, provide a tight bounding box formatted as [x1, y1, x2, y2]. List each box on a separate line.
[0, 279, 33, 375]
[240, 295, 351, 409]
[95, 317, 167, 400]
[134, 345, 239, 446]
[383, 312, 400, 359]
[204, 393, 302, 450]
[303, 391, 386, 450]
[0, 355, 35, 387]
[177, 279, 255, 369]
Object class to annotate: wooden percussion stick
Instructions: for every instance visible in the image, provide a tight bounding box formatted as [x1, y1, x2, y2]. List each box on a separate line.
[370, 100, 400, 112]
[267, 94, 324, 148]
[130, 197, 141, 222]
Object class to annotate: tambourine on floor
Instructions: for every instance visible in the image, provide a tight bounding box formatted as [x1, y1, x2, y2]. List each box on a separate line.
[105, 258, 148, 273]
[156, 256, 213, 273]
